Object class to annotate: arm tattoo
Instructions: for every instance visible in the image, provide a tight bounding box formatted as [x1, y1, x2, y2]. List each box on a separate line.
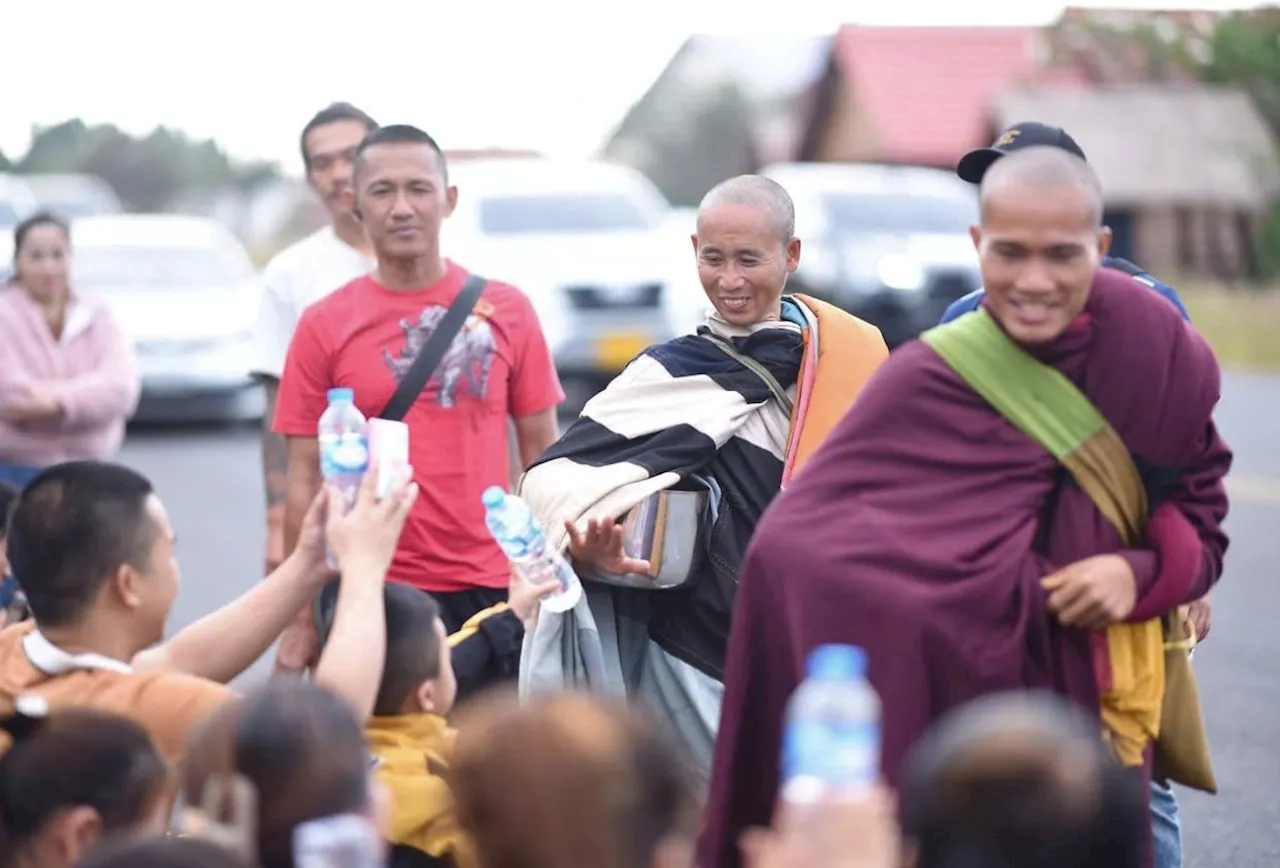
[262, 380, 288, 508]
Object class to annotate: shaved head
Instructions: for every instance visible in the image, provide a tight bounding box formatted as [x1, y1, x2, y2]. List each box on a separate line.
[970, 145, 1111, 346]
[692, 175, 801, 327]
[699, 175, 795, 241]
[980, 146, 1105, 228]
[900, 693, 1147, 868]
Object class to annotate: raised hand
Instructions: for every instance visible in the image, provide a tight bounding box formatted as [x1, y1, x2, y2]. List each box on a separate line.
[565, 516, 651, 576]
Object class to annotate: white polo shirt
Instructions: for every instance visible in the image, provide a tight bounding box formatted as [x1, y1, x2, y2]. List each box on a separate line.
[250, 226, 374, 380]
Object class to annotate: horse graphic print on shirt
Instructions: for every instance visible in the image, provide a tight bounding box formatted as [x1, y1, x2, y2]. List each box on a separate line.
[382, 306, 497, 408]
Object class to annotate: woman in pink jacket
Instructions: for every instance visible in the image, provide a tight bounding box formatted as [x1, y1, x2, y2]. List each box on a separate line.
[0, 212, 140, 488]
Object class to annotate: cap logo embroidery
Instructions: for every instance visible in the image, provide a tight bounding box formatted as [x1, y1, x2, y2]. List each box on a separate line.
[994, 129, 1022, 148]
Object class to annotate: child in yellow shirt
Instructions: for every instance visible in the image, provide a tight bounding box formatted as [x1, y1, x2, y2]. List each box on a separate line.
[323, 569, 552, 868]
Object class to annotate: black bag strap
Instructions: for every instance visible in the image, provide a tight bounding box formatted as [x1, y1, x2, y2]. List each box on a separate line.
[699, 333, 795, 417]
[379, 274, 488, 421]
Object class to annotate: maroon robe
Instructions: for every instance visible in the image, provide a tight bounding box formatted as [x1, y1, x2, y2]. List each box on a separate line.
[697, 269, 1232, 868]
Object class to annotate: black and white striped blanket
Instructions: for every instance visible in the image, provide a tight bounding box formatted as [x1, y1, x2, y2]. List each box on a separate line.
[520, 317, 804, 556]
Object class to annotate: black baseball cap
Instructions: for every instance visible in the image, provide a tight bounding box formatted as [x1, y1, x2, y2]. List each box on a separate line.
[956, 122, 1088, 184]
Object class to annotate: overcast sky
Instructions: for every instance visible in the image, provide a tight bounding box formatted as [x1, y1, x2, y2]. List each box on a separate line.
[4, 0, 1258, 176]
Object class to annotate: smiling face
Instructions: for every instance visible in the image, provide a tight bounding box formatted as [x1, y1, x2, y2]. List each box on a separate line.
[354, 142, 456, 262]
[972, 182, 1110, 345]
[692, 201, 800, 327]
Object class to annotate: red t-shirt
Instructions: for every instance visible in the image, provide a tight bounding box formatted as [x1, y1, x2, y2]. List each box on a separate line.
[273, 262, 564, 592]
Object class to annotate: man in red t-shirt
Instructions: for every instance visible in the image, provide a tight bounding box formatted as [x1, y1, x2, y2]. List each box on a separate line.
[274, 125, 563, 670]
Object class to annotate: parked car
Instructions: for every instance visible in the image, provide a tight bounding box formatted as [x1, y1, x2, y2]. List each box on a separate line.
[662, 206, 698, 239]
[70, 214, 264, 423]
[23, 173, 123, 219]
[443, 158, 687, 412]
[760, 162, 982, 347]
[0, 174, 38, 230]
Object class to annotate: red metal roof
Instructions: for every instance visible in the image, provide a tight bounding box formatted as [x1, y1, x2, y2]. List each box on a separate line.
[833, 26, 1087, 166]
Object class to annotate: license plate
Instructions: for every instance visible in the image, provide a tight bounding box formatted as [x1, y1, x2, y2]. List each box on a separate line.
[595, 333, 650, 371]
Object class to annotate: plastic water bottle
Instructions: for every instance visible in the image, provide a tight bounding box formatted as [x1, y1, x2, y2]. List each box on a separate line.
[780, 644, 881, 805]
[318, 388, 369, 571]
[293, 814, 384, 868]
[481, 487, 582, 613]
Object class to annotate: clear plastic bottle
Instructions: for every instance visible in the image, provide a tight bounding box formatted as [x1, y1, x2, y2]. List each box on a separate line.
[780, 644, 882, 805]
[293, 814, 384, 868]
[318, 388, 369, 571]
[481, 486, 583, 613]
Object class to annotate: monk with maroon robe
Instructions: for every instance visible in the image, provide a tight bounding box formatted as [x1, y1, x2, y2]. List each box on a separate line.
[698, 147, 1231, 868]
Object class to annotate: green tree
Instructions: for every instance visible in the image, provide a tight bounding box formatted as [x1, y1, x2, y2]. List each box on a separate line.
[1202, 10, 1280, 139]
[1184, 11, 1280, 278]
[1055, 9, 1280, 128]
[1059, 9, 1280, 278]
[14, 119, 279, 212]
[1205, 11, 1280, 277]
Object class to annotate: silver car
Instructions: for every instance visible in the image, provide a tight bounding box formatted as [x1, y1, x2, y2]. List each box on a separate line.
[444, 159, 687, 412]
[760, 162, 982, 347]
[70, 214, 264, 423]
[23, 173, 123, 219]
[0, 174, 38, 231]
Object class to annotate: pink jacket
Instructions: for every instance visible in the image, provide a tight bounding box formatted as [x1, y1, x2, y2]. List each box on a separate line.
[0, 285, 140, 467]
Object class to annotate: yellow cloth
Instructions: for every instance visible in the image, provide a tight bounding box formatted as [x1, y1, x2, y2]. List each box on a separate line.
[448, 602, 510, 648]
[1100, 620, 1165, 766]
[1063, 430, 1165, 768]
[366, 713, 476, 868]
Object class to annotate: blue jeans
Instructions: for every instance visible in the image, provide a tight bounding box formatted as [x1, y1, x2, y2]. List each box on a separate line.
[0, 461, 41, 490]
[1151, 779, 1182, 868]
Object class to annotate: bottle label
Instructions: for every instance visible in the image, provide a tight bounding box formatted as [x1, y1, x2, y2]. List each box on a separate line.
[782, 719, 879, 795]
[320, 433, 369, 477]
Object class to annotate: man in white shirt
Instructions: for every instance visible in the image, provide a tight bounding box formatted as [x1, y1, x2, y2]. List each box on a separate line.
[251, 103, 378, 575]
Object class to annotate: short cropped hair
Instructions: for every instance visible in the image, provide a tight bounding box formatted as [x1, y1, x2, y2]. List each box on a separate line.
[6, 462, 158, 627]
[299, 102, 378, 172]
[699, 175, 796, 241]
[373, 584, 445, 716]
[352, 124, 449, 187]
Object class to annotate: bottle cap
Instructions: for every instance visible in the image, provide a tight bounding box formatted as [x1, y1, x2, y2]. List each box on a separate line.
[14, 694, 49, 718]
[327, 387, 354, 404]
[481, 486, 507, 509]
[806, 644, 867, 681]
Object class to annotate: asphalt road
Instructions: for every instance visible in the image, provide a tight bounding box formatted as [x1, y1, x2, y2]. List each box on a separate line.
[117, 373, 1280, 868]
